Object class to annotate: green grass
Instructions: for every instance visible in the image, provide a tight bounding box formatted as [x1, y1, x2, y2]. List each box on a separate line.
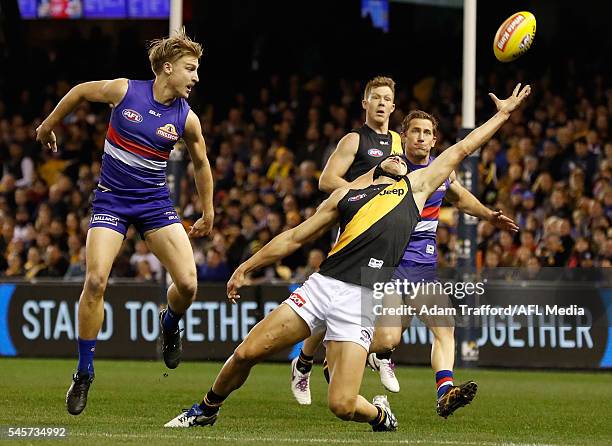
[0, 358, 610, 445]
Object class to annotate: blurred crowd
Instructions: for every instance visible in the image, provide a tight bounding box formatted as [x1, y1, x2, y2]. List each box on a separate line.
[0, 66, 610, 283]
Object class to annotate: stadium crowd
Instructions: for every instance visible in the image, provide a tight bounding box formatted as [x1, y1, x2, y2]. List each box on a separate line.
[0, 60, 610, 282]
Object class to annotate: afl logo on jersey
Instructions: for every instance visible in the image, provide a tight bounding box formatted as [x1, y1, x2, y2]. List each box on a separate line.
[156, 124, 179, 141]
[122, 109, 143, 123]
[368, 148, 384, 157]
[348, 193, 367, 202]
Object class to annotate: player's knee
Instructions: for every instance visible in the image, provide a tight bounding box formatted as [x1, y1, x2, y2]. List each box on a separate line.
[432, 325, 455, 344]
[175, 275, 197, 302]
[232, 342, 264, 366]
[374, 329, 401, 352]
[328, 397, 357, 421]
[83, 272, 108, 299]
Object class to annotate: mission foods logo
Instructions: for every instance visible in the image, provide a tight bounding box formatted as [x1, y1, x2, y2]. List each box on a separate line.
[156, 124, 179, 141]
[368, 148, 384, 157]
[122, 109, 143, 123]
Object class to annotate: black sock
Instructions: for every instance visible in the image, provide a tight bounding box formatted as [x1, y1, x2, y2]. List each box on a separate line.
[323, 358, 330, 384]
[199, 389, 226, 416]
[376, 350, 393, 360]
[369, 405, 385, 426]
[296, 350, 314, 374]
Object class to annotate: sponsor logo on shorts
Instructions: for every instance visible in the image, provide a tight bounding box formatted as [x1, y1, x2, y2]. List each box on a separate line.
[91, 213, 119, 226]
[426, 244, 435, 255]
[368, 258, 384, 269]
[156, 123, 179, 141]
[348, 193, 367, 202]
[379, 188, 405, 197]
[288, 292, 306, 308]
[360, 329, 372, 344]
[122, 109, 143, 123]
[368, 148, 384, 157]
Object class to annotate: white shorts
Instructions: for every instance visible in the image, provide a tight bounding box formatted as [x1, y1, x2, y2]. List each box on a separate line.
[283, 272, 375, 352]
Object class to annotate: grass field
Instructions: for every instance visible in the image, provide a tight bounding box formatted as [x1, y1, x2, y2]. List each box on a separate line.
[0, 358, 610, 445]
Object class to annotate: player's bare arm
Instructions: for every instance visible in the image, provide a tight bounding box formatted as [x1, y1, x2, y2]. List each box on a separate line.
[446, 171, 519, 232]
[409, 83, 531, 211]
[227, 188, 348, 301]
[183, 110, 214, 238]
[36, 78, 129, 152]
[318, 132, 360, 193]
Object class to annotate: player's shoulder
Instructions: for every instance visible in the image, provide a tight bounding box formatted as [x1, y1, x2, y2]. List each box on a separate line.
[337, 131, 360, 151]
[104, 78, 129, 107]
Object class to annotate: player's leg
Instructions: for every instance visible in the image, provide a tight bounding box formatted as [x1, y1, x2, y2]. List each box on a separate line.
[291, 329, 325, 405]
[326, 341, 397, 431]
[367, 291, 405, 393]
[415, 289, 477, 417]
[144, 223, 198, 369]
[67, 227, 124, 415]
[165, 303, 311, 427]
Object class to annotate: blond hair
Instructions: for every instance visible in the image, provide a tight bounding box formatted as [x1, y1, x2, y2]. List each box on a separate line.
[364, 76, 396, 100]
[148, 28, 203, 75]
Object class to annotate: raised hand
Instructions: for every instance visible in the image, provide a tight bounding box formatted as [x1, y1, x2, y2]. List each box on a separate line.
[488, 83, 531, 115]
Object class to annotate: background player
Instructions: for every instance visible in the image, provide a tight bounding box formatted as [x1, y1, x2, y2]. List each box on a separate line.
[164, 83, 531, 430]
[35, 29, 214, 415]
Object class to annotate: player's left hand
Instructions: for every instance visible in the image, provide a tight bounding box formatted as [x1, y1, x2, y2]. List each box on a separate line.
[488, 209, 519, 232]
[489, 83, 531, 115]
[188, 212, 213, 237]
[227, 268, 247, 304]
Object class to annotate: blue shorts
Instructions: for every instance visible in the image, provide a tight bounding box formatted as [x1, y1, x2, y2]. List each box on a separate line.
[391, 259, 438, 283]
[89, 188, 181, 238]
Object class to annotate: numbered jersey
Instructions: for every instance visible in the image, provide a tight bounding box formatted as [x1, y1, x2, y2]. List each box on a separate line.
[100, 79, 190, 198]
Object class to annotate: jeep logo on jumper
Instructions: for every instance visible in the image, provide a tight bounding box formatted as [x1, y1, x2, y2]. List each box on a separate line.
[91, 213, 119, 226]
[122, 109, 143, 123]
[379, 188, 405, 197]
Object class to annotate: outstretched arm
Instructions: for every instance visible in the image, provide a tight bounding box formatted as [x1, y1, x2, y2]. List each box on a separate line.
[409, 83, 531, 211]
[446, 171, 519, 232]
[36, 78, 129, 151]
[227, 188, 347, 301]
[183, 110, 214, 237]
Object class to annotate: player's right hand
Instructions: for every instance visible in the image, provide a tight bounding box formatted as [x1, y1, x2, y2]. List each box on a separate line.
[227, 268, 247, 304]
[35, 125, 58, 152]
[488, 83, 531, 115]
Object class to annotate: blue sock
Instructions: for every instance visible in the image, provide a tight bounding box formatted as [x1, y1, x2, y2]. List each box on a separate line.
[162, 305, 183, 333]
[77, 338, 96, 375]
[435, 370, 454, 399]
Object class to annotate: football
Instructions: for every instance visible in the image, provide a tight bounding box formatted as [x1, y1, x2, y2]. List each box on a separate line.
[493, 11, 536, 62]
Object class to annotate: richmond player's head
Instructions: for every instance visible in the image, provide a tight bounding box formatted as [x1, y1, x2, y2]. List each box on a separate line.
[148, 28, 203, 99]
[374, 155, 409, 181]
[362, 76, 396, 126]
